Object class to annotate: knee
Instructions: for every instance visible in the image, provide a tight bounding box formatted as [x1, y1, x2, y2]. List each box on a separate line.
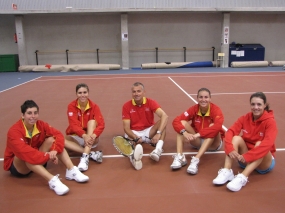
[232, 135, 243, 144]
[180, 120, 188, 127]
[87, 119, 96, 129]
[254, 141, 262, 147]
[44, 137, 55, 146]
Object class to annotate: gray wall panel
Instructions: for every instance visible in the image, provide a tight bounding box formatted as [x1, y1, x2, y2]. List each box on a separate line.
[23, 14, 121, 65]
[0, 15, 18, 54]
[0, 12, 284, 67]
[1, 0, 285, 13]
[230, 13, 285, 61]
[128, 13, 222, 67]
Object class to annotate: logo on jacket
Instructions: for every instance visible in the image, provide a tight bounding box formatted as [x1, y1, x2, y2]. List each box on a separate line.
[184, 112, 189, 117]
[78, 112, 81, 116]
[259, 132, 264, 137]
[145, 108, 150, 111]
[68, 112, 73, 116]
[242, 129, 248, 133]
[130, 109, 136, 113]
[195, 119, 201, 123]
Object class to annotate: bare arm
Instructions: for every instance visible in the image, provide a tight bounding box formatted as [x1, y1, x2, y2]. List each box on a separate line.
[123, 119, 140, 141]
[155, 108, 168, 133]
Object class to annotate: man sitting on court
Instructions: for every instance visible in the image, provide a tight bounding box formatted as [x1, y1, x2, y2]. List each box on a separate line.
[122, 82, 168, 170]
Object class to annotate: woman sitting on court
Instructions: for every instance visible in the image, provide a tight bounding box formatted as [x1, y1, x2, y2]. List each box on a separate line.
[213, 92, 277, 192]
[3, 100, 89, 196]
[65, 83, 105, 172]
[171, 88, 225, 174]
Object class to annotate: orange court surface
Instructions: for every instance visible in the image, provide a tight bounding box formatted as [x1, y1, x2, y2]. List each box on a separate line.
[0, 70, 285, 212]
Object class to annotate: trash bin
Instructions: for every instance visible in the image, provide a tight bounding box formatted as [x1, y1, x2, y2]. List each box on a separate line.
[229, 44, 265, 67]
[0, 54, 19, 72]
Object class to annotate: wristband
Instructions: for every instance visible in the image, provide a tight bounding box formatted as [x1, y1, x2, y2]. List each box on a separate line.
[180, 129, 186, 135]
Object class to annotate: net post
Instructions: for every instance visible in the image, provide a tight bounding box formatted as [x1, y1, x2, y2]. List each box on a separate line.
[183, 47, 186, 62]
[212, 46, 215, 61]
[96, 48, 99, 64]
[66, 49, 69, 64]
[155, 47, 158, 63]
[35, 50, 38, 65]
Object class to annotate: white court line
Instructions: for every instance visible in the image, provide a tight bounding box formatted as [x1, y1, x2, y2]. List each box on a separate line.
[165, 73, 285, 78]
[34, 72, 285, 82]
[35, 76, 167, 81]
[1, 148, 285, 161]
[168, 76, 228, 132]
[0, 77, 42, 93]
[188, 91, 285, 96]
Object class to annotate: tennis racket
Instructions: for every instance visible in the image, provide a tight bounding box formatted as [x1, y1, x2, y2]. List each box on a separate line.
[112, 136, 137, 157]
[112, 136, 156, 157]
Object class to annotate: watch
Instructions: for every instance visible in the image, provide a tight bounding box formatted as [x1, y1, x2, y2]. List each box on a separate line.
[156, 130, 162, 134]
[180, 129, 186, 135]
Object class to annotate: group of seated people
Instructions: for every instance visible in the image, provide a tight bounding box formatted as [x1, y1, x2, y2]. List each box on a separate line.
[3, 82, 277, 195]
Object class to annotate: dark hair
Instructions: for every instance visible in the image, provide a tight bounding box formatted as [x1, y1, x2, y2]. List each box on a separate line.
[250, 92, 270, 111]
[132, 82, 145, 90]
[76, 83, 89, 93]
[21, 100, 39, 114]
[197, 88, 211, 98]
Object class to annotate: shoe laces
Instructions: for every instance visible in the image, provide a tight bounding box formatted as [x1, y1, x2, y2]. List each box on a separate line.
[51, 174, 62, 183]
[80, 156, 89, 164]
[154, 148, 163, 156]
[172, 154, 185, 163]
[234, 173, 248, 184]
[218, 168, 229, 175]
[191, 156, 199, 164]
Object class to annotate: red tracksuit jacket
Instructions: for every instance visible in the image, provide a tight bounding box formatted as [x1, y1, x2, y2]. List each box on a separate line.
[172, 103, 225, 138]
[224, 110, 277, 163]
[65, 99, 105, 137]
[4, 119, 64, 171]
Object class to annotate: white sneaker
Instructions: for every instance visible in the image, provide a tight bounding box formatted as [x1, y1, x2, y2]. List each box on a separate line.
[66, 166, 89, 182]
[187, 156, 200, 174]
[130, 144, 143, 170]
[213, 168, 234, 185]
[90, 151, 103, 163]
[170, 154, 187, 169]
[78, 155, 89, 172]
[149, 148, 163, 162]
[49, 174, 69, 196]
[227, 173, 248, 192]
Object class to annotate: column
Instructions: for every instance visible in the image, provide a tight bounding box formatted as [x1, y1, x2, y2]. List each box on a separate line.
[121, 13, 129, 69]
[221, 12, 230, 68]
[15, 15, 28, 66]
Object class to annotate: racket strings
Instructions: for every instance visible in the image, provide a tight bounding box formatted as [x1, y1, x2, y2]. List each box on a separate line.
[114, 137, 133, 155]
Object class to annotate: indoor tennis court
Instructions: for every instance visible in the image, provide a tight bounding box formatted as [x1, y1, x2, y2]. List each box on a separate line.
[0, 69, 284, 212]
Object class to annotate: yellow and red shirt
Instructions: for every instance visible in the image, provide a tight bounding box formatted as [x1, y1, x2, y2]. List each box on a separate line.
[122, 97, 160, 131]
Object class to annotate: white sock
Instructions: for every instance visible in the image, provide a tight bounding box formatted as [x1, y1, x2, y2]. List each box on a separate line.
[156, 140, 164, 150]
